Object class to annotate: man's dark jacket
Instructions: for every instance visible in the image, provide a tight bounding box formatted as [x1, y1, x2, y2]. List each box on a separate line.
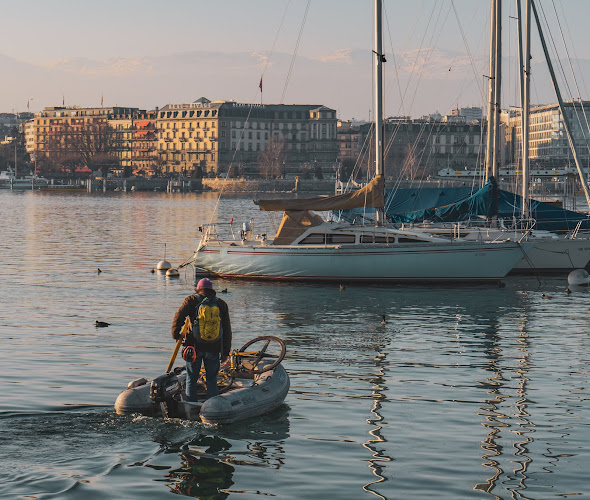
[171, 291, 232, 357]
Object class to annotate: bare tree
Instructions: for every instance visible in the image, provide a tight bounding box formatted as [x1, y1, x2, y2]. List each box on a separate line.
[39, 119, 119, 177]
[258, 137, 286, 179]
[73, 120, 118, 174]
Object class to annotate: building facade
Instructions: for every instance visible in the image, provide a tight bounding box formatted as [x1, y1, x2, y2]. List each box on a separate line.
[31, 106, 142, 174]
[358, 118, 484, 179]
[449, 107, 483, 123]
[506, 101, 590, 168]
[156, 98, 338, 177]
[337, 120, 363, 167]
[130, 111, 158, 176]
[0, 112, 34, 141]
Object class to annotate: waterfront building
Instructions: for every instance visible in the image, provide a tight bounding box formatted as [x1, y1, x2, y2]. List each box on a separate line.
[337, 120, 363, 169]
[32, 106, 141, 175]
[24, 120, 35, 155]
[506, 101, 590, 169]
[358, 117, 484, 180]
[130, 111, 158, 177]
[448, 107, 482, 123]
[156, 98, 338, 177]
[0, 112, 34, 138]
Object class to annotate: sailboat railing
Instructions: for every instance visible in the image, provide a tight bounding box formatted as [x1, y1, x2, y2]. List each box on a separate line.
[569, 220, 585, 240]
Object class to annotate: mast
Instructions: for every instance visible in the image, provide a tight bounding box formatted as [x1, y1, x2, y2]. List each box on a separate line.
[374, 0, 385, 225]
[485, 0, 497, 181]
[520, 0, 531, 218]
[491, 0, 502, 180]
[531, 0, 590, 208]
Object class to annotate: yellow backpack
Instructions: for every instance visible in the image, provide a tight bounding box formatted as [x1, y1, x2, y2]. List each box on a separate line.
[196, 297, 222, 343]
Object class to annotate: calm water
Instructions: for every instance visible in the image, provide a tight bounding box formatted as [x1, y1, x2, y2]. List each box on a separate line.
[0, 190, 589, 500]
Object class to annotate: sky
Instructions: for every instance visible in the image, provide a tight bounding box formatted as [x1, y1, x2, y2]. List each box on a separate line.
[2, 0, 590, 121]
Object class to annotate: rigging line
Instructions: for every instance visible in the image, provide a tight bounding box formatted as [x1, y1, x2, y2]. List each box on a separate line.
[537, 2, 572, 99]
[551, 0, 590, 152]
[208, 104, 256, 226]
[392, 1, 440, 119]
[261, 0, 291, 78]
[556, 0, 590, 100]
[404, 2, 449, 116]
[280, 0, 311, 104]
[382, 0, 428, 119]
[381, 1, 444, 164]
[450, 0, 485, 101]
[383, 0, 428, 120]
[448, 7, 489, 115]
[383, 5, 405, 117]
[212, 2, 292, 227]
[537, 1, 590, 163]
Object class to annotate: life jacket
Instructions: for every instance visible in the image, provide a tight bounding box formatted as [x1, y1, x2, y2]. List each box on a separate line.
[194, 296, 222, 345]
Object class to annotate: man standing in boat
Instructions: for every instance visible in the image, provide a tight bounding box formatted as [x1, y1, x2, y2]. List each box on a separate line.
[171, 278, 232, 402]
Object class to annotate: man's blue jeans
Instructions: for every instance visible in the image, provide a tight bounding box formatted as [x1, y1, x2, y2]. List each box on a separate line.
[185, 351, 220, 402]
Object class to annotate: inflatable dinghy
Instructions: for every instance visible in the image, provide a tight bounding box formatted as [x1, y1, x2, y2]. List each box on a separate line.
[115, 336, 289, 424]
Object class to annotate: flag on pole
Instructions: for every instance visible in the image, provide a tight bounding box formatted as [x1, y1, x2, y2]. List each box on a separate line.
[259, 77, 263, 92]
[27, 100, 29, 110]
[62, 95, 65, 106]
[229, 216, 234, 225]
[101, 94, 104, 106]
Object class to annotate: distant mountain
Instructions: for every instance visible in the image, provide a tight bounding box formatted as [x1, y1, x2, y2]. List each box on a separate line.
[0, 48, 585, 120]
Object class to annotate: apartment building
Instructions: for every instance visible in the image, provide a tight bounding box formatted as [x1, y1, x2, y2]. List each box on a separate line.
[506, 101, 590, 168]
[130, 111, 158, 176]
[337, 120, 363, 167]
[156, 97, 338, 176]
[32, 106, 141, 174]
[358, 118, 484, 179]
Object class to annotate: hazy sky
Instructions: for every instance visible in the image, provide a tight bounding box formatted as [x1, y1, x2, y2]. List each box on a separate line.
[2, 0, 590, 120]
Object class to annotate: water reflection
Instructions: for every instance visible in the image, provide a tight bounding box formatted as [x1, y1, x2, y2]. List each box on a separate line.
[510, 319, 534, 499]
[473, 322, 506, 497]
[473, 307, 534, 499]
[167, 435, 235, 499]
[362, 346, 393, 500]
[162, 409, 290, 498]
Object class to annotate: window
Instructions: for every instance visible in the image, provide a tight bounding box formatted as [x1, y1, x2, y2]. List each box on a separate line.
[360, 235, 389, 243]
[397, 237, 419, 244]
[327, 234, 356, 244]
[298, 233, 325, 245]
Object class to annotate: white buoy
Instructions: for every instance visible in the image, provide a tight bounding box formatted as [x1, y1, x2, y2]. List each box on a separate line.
[166, 268, 180, 278]
[157, 260, 172, 271]
[157, 243, 172, 270]
[568, 268, 590, 286]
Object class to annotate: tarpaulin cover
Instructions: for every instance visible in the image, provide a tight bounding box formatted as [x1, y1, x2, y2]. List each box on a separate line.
[338, 180, 590, 233]
[272, 210, 325, 245]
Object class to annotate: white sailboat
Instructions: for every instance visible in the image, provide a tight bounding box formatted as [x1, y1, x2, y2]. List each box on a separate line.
[372, 0, 590, 274]
[190, 0, 533, 283]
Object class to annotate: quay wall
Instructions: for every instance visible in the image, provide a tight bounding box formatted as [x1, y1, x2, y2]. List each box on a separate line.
[85, 177, 462, 193]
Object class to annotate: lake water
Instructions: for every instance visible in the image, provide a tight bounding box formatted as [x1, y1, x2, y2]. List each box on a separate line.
[0, 190, 589, 500]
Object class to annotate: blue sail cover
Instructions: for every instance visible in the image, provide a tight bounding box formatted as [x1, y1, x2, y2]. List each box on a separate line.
[337, 180, 590, 232]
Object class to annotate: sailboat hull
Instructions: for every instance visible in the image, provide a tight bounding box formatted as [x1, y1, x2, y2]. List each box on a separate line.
[196, 241, 533, 282]
[512, 238, 590, 272]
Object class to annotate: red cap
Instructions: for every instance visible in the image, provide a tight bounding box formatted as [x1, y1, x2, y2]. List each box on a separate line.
[196, 278, 213, 290]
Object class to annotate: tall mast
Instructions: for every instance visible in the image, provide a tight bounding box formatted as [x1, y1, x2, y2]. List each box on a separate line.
[521, 0, 531, 218]
[485, 0, 497, 181]
[491, 0, 502, 179]
[531, 0, 590, 208]
[374, 0, 384, 225]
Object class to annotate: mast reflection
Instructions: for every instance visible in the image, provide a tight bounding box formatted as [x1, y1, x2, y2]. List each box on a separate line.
[362, 346, 393, 500]
[473, 312, 533, 499]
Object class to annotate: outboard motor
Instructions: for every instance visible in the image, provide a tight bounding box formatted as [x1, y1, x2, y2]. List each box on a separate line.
[150, 371, 182, 418]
